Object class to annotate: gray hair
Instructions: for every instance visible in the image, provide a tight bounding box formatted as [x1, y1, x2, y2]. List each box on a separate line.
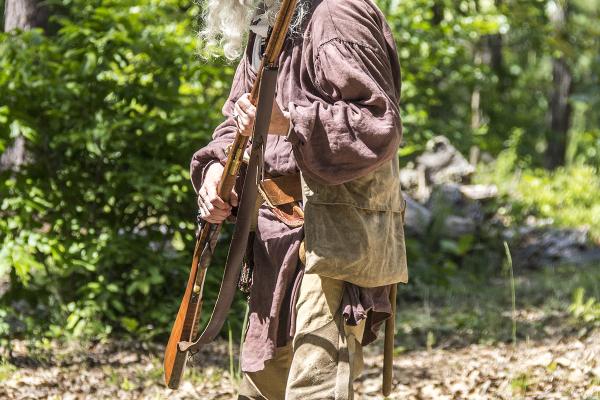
[199, 0, 311, 60]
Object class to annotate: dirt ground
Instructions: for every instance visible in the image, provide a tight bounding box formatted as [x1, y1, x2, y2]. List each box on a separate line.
[1, 328, 599, 400]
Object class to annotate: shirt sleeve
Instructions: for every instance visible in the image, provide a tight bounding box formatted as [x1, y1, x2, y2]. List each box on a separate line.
[287, 39, 402, 185]
[189, 58, 248, 193]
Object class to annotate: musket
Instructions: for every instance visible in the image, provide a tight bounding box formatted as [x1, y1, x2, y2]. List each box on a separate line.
[164, 0, 298, 389]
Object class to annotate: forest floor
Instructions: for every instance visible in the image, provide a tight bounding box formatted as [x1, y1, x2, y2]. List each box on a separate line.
[2, 263, 600, 399]
[2, 331, 599, 400]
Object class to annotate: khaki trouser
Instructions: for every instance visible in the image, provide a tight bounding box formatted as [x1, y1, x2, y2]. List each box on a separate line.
[238, 273, 365, 400]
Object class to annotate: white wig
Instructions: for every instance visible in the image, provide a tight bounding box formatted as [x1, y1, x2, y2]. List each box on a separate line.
[199, 0, 310, 60]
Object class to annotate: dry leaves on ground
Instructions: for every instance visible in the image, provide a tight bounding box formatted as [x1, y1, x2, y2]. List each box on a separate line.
[1, 330, 599, 399]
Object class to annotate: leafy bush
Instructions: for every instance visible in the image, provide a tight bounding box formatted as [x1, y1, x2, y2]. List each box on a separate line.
[477, 155, 600, 240]
[1, 0, 599, 343]
[0, 0, 237, 341]
[380, 0, 507, 156]
[569, 288, 600, 327]
[514, 166, 600, 238]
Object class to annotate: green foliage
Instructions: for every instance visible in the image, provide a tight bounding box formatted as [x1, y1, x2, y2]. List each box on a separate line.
[569, 287, 600, 326]
[567, 127, 600, 167]
[379, 0, 600, 166]
[510, 373, 531, 395]
[397, 262, 600, 350]
[515, 166, 600, 237]
[0, 359, 17, 382]
[381, 0, 507, 155]
[477, 158, 600, 239]
[0, 0, 237, 340]
[1, 0, 599, 342]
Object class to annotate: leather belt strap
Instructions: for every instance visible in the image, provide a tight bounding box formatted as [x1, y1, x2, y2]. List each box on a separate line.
[178, 67, 279, 354]
[258, 174, 302, 207]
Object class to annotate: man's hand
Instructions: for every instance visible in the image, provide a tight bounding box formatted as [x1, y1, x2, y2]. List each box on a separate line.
[233, 93, 290, 137]
[197, 163, 238, 224]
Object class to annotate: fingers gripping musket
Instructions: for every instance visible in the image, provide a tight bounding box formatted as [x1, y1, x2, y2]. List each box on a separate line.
[163, 0, 298, 390]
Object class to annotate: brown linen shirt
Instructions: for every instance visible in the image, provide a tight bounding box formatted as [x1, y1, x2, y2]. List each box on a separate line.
[190, 0, 407, 372]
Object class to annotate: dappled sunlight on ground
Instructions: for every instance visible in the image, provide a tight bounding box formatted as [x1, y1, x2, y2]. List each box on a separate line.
[2, 264, 599, 399]
[1, 332, 599, 399]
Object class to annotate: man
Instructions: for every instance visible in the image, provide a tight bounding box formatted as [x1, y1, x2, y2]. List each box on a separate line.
[190, 0, 408, 398]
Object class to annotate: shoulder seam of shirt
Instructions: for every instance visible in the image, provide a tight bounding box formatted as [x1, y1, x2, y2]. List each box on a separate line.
[319, 0, 382, 48]
[315, 0, 384, 54]
[315, 37, 380, 59]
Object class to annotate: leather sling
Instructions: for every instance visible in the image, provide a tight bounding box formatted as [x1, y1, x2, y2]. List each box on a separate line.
[179, 67, 279, 353]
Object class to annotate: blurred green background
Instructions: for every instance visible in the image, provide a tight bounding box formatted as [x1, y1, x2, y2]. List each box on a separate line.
[0, 0, 599, 348]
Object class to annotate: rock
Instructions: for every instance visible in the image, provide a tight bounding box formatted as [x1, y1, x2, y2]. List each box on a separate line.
[480, 151, 495, 164]
[428, 183, 465, 210]
[403, 193, 432, 236]
[511, 226, 600, 268]
[442, 215, 477, 238]
[460, 184, 498, 201]
[427, 184, 485, 226]
[399, 136, 475, 202]
[417, 137, 456, 170]
[427, 183, 484, 239]
[416, 136, 475, 185]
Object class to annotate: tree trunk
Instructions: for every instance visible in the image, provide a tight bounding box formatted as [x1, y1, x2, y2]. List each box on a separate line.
[4, 0, 48, 32]
[471, 52, 482, 131]
[432, 1, 443, 25]
[545, 0, 572, 169]
[1, 0, 49, 171]
[545, 57, 572, 169]
[483, 33, 505, 87]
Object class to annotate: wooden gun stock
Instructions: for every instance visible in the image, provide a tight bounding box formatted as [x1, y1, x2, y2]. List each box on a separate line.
[163, 222, 218, 389]
[164, 0, 298, 389]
